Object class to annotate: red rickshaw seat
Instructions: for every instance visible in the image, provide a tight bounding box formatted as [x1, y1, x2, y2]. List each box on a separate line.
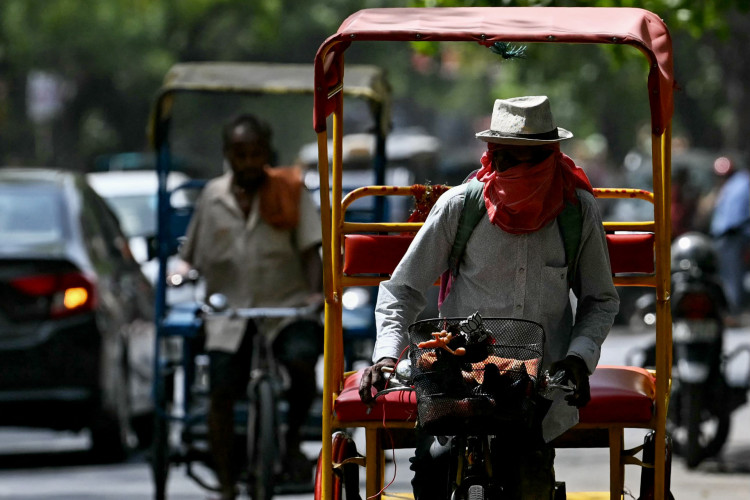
[342, 232, 654, 276]
[334, 365, 655, 425]
[579, 365, 655, 423]
[335, 368, 417, 422]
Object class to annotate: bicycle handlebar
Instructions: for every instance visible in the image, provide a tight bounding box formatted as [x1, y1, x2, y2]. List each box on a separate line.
[199, 300, 322, 320]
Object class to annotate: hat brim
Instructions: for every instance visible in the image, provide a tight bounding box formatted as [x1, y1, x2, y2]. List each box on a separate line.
[475, 127, 573, 145]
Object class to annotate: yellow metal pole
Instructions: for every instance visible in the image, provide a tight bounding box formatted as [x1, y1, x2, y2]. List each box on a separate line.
[318, 131, 333, 305]
[319, 77, 346, 499]
[651, 121, 672, 500]
[331, 96, 346, 386]
[317, 130, 334, 500]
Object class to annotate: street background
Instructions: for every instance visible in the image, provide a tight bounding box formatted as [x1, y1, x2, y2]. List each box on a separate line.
[0, 325, 747, 499]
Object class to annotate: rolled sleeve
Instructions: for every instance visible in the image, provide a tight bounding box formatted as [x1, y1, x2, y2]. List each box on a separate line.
[372, 186, 463, 362]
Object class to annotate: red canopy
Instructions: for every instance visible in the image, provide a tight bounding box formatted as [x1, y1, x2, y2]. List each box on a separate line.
[313, 7, 674, 134]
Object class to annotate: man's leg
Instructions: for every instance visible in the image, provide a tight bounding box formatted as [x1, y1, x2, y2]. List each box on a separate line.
[207, 391, 238, 499]
[493, 398, 556, 500]
[410, 431, 452, 500]
[207, 325, 255, 499]
[492, 435, 555, 500]
[715, 233, 746, 317]
[274, 321, 321, 481]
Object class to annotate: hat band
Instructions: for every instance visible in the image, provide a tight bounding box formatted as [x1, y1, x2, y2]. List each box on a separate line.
[498, 129, 560, 140]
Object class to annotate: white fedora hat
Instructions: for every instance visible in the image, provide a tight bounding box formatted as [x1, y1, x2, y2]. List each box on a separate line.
[475, 96, 573, 145]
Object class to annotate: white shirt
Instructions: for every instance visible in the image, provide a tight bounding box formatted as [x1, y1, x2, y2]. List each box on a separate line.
[374, 183, 619, 440]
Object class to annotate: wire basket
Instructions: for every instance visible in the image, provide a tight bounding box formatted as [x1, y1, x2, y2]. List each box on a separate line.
[407, 316, 544, 436]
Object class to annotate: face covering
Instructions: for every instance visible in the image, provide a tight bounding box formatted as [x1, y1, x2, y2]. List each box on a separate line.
[475, 143, 593, 234]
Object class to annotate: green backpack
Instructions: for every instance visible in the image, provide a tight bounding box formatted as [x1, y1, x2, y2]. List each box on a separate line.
[446, 177, 583, 288]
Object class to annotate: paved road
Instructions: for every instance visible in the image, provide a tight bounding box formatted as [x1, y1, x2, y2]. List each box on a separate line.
[0, 327, 747, 499]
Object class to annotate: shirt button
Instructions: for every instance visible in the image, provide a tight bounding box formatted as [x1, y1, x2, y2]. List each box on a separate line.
[515, 304, 522, 310]
[561, 272, 566, 279]
[519, 267, 525, 272]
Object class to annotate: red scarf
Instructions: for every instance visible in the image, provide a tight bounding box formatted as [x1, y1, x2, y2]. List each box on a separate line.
[259, 166, 303, 230]
[476, 143, 593, 234]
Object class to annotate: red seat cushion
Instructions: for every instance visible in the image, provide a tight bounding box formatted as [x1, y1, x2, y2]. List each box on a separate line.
[343, 233, 654, 277]
[579, 365, 656, 424]
[606, 233, 654, 275]
[343, 234, 415, 276]
[334, 368, 418, 422]
[334, 365, 655, 425]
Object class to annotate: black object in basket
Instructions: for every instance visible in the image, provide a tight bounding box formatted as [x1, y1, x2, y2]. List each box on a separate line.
[407, 315, 544, 436]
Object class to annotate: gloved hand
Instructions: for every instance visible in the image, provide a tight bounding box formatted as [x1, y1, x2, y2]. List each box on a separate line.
[358, 357, 397, 405]
[550, 355, 591, 408]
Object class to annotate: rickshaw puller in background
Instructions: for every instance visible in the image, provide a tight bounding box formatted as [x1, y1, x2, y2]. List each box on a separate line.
[359, 96, 619, 499]
[180, 114, 323, 499]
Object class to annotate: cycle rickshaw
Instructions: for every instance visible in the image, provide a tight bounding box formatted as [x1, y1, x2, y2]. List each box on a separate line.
[312, 7, 674, 500]
[147, 61, 394, 499]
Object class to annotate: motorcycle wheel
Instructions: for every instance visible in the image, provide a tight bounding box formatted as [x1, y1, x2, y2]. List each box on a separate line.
[669, 381, 731, 468]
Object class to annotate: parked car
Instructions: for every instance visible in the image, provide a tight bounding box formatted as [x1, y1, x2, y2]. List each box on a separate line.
[86, 169, 191, 274]
[0, 167, 156, 461]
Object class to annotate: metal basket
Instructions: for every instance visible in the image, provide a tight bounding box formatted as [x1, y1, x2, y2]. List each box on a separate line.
[407, 316, 544, 436]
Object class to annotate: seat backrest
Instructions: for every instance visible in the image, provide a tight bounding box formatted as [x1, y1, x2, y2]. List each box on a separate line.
[342, 231, 654, 277]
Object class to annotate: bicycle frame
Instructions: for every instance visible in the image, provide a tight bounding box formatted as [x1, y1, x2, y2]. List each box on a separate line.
[313, 7, 674, 500]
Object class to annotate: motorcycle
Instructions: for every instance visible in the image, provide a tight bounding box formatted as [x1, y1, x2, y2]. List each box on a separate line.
[629, 231, 750, 468]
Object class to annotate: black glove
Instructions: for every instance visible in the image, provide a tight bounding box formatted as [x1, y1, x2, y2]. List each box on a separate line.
[550, 355, 591, 408]
[358, 357, 397, 405]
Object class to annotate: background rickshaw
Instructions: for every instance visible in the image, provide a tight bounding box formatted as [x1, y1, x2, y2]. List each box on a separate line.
[146, 61, 395, 499]
[312, 6, 674, 500]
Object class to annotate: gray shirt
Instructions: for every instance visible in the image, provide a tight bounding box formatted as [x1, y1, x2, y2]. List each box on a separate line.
[373, 183, 619, 440]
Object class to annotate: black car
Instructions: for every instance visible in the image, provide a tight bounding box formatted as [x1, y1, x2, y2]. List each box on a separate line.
[0, 168, 155, 461]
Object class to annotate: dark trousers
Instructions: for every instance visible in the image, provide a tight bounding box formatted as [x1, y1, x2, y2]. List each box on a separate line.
[207, 320, 322, 493]
[411, 401, 555, 500]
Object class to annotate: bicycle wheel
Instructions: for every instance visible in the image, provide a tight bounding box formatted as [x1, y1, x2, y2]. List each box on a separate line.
[248, 377, 278, 500]
[314, 431, 361, 500]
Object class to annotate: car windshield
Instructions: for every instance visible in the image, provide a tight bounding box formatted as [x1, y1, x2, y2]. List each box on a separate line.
[104, 194, 156, 237]
[0, 185, 65, 245]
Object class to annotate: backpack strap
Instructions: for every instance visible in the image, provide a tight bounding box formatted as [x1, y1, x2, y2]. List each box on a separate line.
[557, 199, 583, 288]
[448, 177, 583, 288]
[448, 177, 486, 277]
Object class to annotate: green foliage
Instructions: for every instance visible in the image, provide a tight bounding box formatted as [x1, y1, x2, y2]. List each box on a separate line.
[0, 0, 748, 169]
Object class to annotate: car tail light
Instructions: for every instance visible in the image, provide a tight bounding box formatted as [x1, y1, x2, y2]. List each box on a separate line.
[676, 292, 714, 319]
[10, 272, 97, 318]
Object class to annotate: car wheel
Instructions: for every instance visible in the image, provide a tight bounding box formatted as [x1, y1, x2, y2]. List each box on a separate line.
[131, 411, 155, 449]
[90, 355, 133, 463]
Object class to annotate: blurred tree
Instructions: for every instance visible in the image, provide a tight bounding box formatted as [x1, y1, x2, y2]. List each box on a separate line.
[0, 0, 747, 169]
[0, 0, 373, 168]
[402, 0, 750, 164]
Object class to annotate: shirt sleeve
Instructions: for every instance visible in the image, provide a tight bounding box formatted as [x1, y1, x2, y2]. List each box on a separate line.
[373, 187, 463, 361]
[568, 190, 620, 373]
